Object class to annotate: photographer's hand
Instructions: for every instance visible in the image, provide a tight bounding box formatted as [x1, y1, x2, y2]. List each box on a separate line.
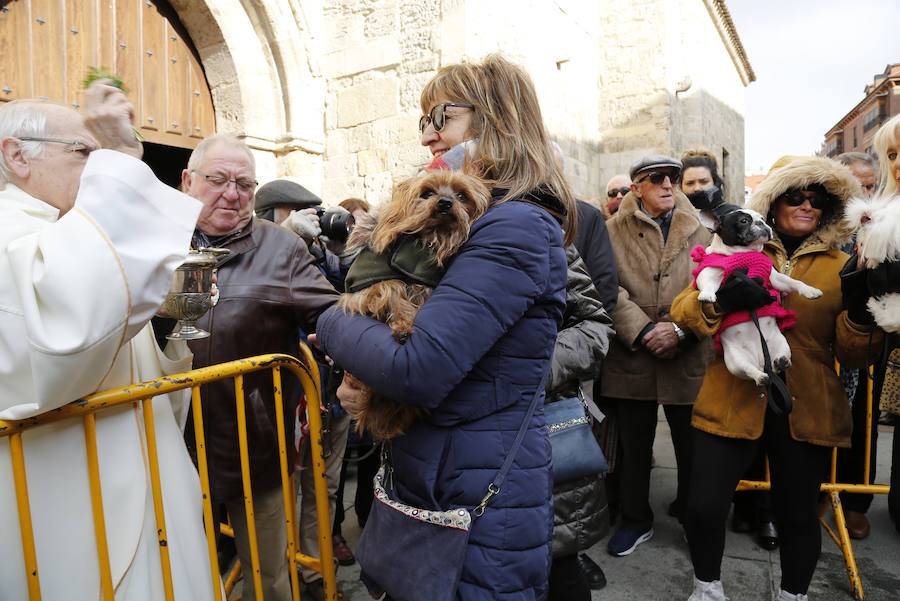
[281, 208, 321, 242]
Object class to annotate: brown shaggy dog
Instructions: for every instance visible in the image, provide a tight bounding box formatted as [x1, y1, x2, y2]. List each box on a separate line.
[338, 170, 491, 440]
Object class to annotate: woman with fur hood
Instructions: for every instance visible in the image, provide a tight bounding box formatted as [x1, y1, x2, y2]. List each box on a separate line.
[672, 156, 883, 601]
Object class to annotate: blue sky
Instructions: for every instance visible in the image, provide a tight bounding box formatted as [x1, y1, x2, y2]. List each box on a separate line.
[727, 0, 900, 173]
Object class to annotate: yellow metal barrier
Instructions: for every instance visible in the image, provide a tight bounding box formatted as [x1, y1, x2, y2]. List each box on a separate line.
[0, 350, 337, 601]
[735, 366, 887, 600]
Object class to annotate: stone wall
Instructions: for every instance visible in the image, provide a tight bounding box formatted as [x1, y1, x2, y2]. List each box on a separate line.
[175, 0, 750, 209]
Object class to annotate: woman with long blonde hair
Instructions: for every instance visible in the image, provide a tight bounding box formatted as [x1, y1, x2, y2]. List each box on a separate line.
[316, 54, 573, 600]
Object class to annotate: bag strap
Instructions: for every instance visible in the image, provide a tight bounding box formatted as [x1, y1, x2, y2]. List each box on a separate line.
[474, 371, 548, 516]
[750, 310, 792, 415]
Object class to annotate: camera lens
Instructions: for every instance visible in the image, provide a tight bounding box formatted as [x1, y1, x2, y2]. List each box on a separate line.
[319, 209, 355, 242]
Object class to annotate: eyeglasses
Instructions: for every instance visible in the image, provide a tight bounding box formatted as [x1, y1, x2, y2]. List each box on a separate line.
[191, 169, 257, 193]
[607, 187, 630, 198]
[419, 102, 474, 133]
[780, 190, 827, 210]
[635, 171, 681, 186]
[16, 136, 98, 158]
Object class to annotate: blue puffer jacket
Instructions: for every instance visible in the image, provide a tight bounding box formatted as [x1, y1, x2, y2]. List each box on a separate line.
[316, 198, 566, 600]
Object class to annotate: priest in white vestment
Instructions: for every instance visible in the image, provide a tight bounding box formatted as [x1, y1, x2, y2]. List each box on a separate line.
[0, 83, 215, 600]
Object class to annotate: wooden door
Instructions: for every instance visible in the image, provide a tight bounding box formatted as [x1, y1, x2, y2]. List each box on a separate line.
[0, 0, 215, 149]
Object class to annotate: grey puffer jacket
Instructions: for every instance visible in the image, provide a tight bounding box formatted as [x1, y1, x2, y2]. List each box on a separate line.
[547, 244, 614, 556]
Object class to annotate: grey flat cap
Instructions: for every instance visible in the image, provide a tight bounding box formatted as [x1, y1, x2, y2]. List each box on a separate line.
[255, 179, 322, 210]
[629, 154, 683, 180]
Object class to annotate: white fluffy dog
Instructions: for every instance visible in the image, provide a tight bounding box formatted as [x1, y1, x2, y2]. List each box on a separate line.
[844, 194, 900, 334]
[694, 207, 823, 385]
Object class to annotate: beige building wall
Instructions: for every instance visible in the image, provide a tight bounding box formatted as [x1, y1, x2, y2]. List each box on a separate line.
[168, 0, 751, 209]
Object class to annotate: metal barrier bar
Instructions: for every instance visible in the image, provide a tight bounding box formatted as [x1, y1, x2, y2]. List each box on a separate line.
[272, 365, 303, 601]
[234, 373, 265, 600]
[9, 431, 41, 601]
[142, 397, 176, 601]
[83, 413, 116, 600]
[295, 344, 337, 599]
[191, 385, 225, 601]
[1, 353, 337, 601]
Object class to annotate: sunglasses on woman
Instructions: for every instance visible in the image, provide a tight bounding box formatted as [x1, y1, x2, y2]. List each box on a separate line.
[780, 190, 827, 210]
[635, 170, 681, 186]
[419, 102, 474, 133]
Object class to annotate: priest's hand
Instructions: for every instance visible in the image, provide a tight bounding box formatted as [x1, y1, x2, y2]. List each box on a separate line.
[84, 79, 143, 159]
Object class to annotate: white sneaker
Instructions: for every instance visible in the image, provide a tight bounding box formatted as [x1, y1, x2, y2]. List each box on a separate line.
[776, 590, 809, 601]
[687, 576, 728, 601]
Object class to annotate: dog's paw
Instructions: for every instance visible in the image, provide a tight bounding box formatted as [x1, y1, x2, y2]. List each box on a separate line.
[697, 290, 717, 303]
[753, 373, 770, 386]
[773, 356, 791, 372]
[800, 285, 823, 299]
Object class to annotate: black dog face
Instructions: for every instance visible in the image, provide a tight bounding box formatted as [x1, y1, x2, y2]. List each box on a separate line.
[717, 208, 772, 247]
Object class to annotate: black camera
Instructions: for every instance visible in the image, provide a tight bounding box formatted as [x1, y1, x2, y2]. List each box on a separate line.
[313, 207, 355, 242]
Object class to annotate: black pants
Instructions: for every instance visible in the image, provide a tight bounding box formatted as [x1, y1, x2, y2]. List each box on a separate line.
[547, 553, 590, 601]
[686, 409, 829, 594]
[615, 399, 693, 530]
[836, 370, 878, 512]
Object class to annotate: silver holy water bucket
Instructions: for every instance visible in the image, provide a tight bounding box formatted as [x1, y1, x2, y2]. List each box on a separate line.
[164, 247, 229, 340]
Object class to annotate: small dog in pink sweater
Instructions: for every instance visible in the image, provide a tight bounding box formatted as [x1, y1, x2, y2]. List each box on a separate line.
[692, 207, 822, 385]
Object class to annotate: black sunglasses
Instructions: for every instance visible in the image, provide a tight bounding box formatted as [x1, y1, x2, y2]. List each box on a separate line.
[419, 102, 474, 133]
[636, 170, 681, 186]
[607, 187, 631, 198]
[781, 190, 827, 210]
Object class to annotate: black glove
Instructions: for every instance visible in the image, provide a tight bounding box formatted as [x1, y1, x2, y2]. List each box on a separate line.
[840, 253, 873, 325]
[867, 259, 900, 298]
[714, 268, 776, 313]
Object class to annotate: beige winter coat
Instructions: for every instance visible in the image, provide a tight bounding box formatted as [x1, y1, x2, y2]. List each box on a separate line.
[600, 189, 714, 404]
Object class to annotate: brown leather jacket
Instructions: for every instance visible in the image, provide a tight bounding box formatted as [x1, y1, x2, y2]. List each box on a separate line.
[185, 218, 339, 503]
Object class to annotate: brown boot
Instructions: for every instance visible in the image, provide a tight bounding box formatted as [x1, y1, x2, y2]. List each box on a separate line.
[845, 510, 871, 539]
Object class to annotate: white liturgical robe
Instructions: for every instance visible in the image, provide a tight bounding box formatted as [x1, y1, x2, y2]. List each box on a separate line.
[0, 150, 215, 600]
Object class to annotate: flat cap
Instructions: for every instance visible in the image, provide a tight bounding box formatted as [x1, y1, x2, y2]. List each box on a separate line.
[629, 154, 683, 181]
[255, 179, 322, 211]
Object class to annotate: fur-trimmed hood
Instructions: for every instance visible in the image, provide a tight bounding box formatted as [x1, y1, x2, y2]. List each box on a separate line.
[746, 156, 862, 249]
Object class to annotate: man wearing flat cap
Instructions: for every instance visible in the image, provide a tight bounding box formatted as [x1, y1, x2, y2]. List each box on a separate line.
[600, 154, 713, 557]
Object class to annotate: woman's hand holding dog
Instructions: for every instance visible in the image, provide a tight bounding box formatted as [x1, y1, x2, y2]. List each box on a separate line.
[336, 373, 365, 418]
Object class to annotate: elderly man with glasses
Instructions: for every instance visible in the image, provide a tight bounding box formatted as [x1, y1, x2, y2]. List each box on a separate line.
[178, 134, 339, 601]
[0, 84, 215, 600]
[604, 173, 632, 219]
[599, 154, 714, 557]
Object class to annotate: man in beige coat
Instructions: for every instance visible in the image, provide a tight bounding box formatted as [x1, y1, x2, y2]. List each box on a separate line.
[601, 155, 713, 557]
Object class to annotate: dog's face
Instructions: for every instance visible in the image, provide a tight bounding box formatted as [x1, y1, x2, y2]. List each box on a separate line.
[716, 208, 772, 249]
[372, 170, 491, 264]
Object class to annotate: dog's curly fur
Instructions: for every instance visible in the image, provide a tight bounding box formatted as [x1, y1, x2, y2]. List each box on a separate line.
[338, 170, 491, 440]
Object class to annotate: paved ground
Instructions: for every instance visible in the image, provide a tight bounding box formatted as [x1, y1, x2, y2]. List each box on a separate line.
[318, 411, 899, 601]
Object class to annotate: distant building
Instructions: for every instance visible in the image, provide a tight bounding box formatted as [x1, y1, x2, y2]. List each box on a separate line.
[823, 63, 900, 158]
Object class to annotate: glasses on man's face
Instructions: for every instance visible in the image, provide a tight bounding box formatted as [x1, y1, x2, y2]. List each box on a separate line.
[191, 169, 257, 193]
[17, 136, 98, 159]
[418, 102, 474, 134]
[636, 170, 681, 186]
[607, 187, 630, 198]
[781, 190, 827, 210]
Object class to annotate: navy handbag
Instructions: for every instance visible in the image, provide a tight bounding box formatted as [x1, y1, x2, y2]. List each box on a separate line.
[546, 395, 608, 483]
[355, 375, 547, 601]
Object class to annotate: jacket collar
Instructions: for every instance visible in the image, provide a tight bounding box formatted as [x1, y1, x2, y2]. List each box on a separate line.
[615, 189, 703, 271]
